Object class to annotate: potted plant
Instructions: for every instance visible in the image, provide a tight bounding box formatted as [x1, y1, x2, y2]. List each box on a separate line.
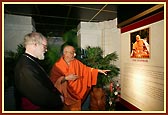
[78, 46, 120, 110]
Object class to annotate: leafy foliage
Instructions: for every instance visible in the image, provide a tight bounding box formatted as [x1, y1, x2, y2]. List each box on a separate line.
[61, 29, 78, 53]
[105, 80, 121, 111]
[80, 46, 120, 87]
[42, 44, 61, 73]
[79, 46, 120, 110]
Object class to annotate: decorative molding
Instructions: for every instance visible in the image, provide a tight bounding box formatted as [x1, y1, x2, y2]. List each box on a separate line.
[118, 4, 164, 28]
[121, 10, 164, 33]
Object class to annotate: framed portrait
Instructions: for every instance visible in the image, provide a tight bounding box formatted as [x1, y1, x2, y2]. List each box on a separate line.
[130, 28, 150, 58]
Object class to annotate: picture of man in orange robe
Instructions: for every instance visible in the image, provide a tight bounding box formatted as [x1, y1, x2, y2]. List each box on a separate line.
[50, 45, 110, 110]
[131, 34, 150, 58]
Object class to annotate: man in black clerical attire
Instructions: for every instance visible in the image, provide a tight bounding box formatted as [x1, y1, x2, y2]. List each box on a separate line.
[14, 32, 63, 110]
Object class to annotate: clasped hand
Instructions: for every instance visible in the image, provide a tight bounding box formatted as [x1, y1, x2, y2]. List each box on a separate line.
[65, 74, 78, 81]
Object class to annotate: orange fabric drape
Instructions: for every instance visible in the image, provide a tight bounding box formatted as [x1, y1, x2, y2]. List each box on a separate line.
[50, 57, 98, 106]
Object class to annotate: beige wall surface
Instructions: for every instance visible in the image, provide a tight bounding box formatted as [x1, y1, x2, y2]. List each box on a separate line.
[120, 20, 164, 111]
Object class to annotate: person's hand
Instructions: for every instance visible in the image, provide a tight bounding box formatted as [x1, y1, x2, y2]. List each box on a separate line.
[65, 74, 78, 81]
[98, 69, 111, 75]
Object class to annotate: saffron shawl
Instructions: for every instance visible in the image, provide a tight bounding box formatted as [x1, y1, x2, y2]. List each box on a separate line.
[50, 57, 98, 105]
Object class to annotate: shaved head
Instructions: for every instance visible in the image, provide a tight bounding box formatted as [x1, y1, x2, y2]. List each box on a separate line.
[63, 45, 76, 63]
[63, 45, 75, 54]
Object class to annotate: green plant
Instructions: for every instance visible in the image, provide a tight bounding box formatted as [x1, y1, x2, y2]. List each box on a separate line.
[79, 46, 120, 110]
[79, 46, 120, 87]
[42, 44, 61, 73]
[61, 29, 78, 52]
[105, 80, 121, 110]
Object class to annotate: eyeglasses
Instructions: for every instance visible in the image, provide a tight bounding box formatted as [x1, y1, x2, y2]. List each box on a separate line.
[42, 43, 47, 49]
[41, 43, 48, 52]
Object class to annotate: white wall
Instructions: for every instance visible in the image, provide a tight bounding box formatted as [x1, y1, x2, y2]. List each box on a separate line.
[120, 20, 164, 111]
[4, 14, 35, 53]
[77, 22, 102, 48]
[77, 18, 121, 67]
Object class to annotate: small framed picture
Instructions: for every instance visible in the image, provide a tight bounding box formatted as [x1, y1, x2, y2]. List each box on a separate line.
[130, 28, 150, 58]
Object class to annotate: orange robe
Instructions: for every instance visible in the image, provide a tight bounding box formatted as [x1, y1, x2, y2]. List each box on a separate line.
[50, 57, 98, 109]
[132, 40, 149, 58]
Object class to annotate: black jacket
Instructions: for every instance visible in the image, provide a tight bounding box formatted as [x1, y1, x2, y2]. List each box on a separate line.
[14, 53, 63, 110]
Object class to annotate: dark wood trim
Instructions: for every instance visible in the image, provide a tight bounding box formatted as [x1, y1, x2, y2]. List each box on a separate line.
[121, 10, 164, 33]
[119, 98, 141, 111]
[117, 4, 164, 28]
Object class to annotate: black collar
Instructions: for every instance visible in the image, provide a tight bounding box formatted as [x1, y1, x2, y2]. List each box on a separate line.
[24, 53, 39, 63]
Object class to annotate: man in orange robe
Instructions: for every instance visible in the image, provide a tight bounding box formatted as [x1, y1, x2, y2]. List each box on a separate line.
[131, 35, 150, 58]
[50, 45, 110, 110]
